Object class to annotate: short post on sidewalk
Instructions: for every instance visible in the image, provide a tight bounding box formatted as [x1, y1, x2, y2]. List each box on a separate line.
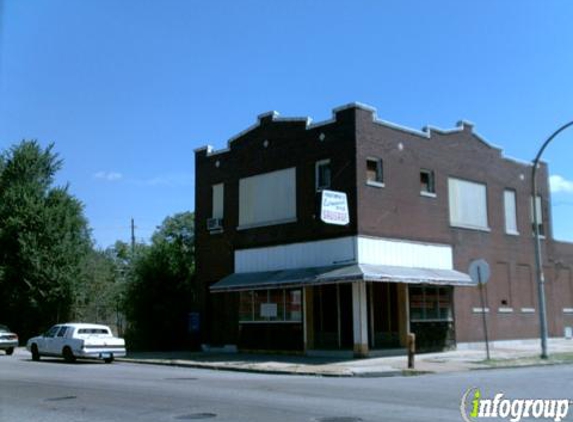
[407, 332, 416, 369]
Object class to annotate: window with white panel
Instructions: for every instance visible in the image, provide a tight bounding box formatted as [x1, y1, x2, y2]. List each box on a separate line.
[212, 183, 224, 219]
[504, 189, 518, 235]
[448, 177, 489, 230]
[239, 167, 297, 228]
[530, 195, 545, 237]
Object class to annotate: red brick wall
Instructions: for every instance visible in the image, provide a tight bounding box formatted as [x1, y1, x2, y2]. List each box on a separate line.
[195, 104, 573, 346]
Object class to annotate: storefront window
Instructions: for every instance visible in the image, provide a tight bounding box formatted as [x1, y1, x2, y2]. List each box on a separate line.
[409, 287, 425, 321]
[239, 291, 254, 321]
[409, 286, 452, 322]
[268, 289, 285, 321]
[425, 289, 439, 319]
[239, 289, 302, 323]
[438, 288, 452, 320]
[286, 290, 302, 322]
[253, 290, 267, 322]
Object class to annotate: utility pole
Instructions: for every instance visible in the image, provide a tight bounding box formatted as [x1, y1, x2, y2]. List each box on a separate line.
[131, 218, 136, 254]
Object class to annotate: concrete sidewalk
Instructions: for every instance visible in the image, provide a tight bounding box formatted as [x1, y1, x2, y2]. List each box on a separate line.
[119, 338, 573, 377]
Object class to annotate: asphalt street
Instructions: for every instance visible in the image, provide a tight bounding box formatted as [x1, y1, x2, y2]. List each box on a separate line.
[1, 350, 573, 422]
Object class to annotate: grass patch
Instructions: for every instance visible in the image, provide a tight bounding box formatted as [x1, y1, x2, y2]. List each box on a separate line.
[481, 352, 573, 367]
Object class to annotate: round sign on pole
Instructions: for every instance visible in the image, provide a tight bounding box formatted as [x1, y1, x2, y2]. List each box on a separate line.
[469, 259, 491, 285]
[469, 258, 492, 360]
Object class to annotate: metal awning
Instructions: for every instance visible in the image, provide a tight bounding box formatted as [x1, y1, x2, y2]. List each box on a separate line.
[210, 263, 475, 292]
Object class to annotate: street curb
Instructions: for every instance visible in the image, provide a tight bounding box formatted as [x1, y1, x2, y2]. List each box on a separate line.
[471, 360, 573, 372]
[117, 358, 402, 378]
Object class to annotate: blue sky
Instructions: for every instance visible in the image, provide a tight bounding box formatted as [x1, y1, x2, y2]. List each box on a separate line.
[1, 1, 573, 247]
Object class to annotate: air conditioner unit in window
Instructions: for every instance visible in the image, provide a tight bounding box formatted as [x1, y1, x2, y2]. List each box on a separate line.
[207, 218, 223, 231]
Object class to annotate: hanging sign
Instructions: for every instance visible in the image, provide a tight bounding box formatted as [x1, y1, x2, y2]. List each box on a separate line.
[320, 190, 349, 226]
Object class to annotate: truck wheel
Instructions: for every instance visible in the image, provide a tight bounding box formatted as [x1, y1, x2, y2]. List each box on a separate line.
[104, 356, 114, 364]
[31, 344, 40, 361]
[6, 347, 14, 355]
[63, 347, 76, 363]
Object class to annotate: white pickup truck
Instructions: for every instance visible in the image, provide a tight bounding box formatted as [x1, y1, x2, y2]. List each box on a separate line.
[26, 323, 126, 363]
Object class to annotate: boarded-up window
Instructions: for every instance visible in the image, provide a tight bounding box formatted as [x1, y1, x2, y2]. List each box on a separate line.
[212, 183, 224, 219]
[495, 262, 512, 307]
[504, 189, 518, 235]
[517, 264, 535, 308]
[239, 167, 296, 228]
[448, 178, 489, 230]
[530, 195, 545, 237]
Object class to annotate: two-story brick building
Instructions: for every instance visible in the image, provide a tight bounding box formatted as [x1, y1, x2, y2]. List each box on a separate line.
[194, 103, 573, 357]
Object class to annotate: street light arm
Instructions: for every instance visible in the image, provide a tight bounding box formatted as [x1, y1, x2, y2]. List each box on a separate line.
[531, 119, 573, 360]
[533, 120, 573, 169]
[531, 120, 573, 241]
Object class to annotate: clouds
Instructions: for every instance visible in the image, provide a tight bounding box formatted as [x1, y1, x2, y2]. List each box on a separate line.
[550, 175, 573, 194]
[137, 173, 194, 187]
[92, 170, 193, 187]
[93, 171, 123, 182]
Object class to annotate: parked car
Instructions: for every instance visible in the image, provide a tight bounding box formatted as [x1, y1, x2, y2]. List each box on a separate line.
[0, 324, 18, 355]
[26, 323, 126, 363]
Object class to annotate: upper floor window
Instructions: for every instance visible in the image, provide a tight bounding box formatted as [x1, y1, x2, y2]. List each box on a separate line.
[212, 183, 224, 219]
[448, 177, 489, 231]
[420, 169, 436, 196]
[530, 195, 545, 237]
[503, 189, 518, 235]
[315, 159, 331, 191]
[239, 167, 297, 229]
[366, 158, 384, 187]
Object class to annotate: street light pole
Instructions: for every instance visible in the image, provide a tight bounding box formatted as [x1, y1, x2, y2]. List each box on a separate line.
[532, 120, 573, 359]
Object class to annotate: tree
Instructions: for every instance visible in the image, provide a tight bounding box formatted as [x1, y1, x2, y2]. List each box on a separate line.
[74, 248, 122, 329]
[0, 141, 92, 340]
[123, 212, 195, 350]
[73, 240, 139, 336]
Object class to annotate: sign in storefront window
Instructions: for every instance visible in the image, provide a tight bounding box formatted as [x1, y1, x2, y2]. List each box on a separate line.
[286, 290, 302, 322]
[409, 286, 452, 322]
[253, 290, 267, 322]
[239, 289, 302, 323]
[269, 289, 285, 321]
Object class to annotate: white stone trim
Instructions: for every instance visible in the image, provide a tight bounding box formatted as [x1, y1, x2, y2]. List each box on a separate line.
[366, 181, 385, 188]
[472, 307, 489, 314]
[521, 307, 536, 314]
[450, 223, 492, 233]
[498, 307, 514, 313]
[420, 191, 437, 198]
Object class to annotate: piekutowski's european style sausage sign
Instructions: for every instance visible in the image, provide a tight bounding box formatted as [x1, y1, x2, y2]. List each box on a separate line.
[320, 190, 349, 226]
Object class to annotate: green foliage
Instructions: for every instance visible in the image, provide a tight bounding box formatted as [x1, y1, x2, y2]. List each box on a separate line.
[0, 141, 92, 340]
[123, 212, 195, 350]
[73, 247, 124, 330]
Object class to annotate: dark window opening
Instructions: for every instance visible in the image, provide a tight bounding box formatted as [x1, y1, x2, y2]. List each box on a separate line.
[316, 160, 332, 190]
[366, 158, 384, 185]
[420, 169, 436, 194]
